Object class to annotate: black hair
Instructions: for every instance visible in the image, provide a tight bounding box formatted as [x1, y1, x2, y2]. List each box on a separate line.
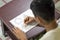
[30, 0, 55, 22]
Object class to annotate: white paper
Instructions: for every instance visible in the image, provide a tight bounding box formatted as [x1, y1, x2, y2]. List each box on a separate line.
[0, 0, 12, 8]
[10, 9, 38, 33]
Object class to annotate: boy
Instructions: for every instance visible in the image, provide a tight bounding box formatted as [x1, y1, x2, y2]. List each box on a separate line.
[13, 0, 60, 40]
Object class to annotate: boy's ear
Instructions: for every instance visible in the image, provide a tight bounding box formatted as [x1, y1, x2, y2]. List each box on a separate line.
[35, 16, 48, 26]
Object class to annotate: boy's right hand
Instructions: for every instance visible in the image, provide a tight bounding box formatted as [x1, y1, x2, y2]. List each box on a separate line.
[24, 16, 35, 25]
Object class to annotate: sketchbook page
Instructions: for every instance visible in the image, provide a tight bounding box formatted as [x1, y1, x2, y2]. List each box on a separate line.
[10, 9, 38, 33]
[0, 0, 12, 8]
[55, 1, 60, 11]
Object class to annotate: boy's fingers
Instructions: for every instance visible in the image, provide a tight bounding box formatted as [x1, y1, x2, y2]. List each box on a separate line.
[24, 17, 35, 25]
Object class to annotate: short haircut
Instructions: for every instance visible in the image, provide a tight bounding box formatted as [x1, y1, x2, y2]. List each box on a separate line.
[30, 0, 55, 22]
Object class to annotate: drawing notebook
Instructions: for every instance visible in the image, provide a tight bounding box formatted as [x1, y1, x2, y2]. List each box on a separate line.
[10, 9, 38, 33]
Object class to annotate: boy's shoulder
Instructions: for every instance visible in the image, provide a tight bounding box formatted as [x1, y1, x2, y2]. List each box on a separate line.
[39, 25, 60, 40]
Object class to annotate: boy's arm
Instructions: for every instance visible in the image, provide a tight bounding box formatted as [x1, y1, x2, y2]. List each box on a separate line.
[12, 27, 27, 40]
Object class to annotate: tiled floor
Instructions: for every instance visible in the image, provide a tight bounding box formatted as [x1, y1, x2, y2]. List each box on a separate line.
[55, 1, 60, 11]
[0, 0, 12, 8]
[0, 20, 12, 40]
[0, 20, 6, 40]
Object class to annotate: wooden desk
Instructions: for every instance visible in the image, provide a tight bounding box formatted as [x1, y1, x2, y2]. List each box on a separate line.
[0, 0, 45, 40]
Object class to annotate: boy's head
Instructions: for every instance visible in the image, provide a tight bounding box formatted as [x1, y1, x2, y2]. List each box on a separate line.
[30, 0, 55, 26]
